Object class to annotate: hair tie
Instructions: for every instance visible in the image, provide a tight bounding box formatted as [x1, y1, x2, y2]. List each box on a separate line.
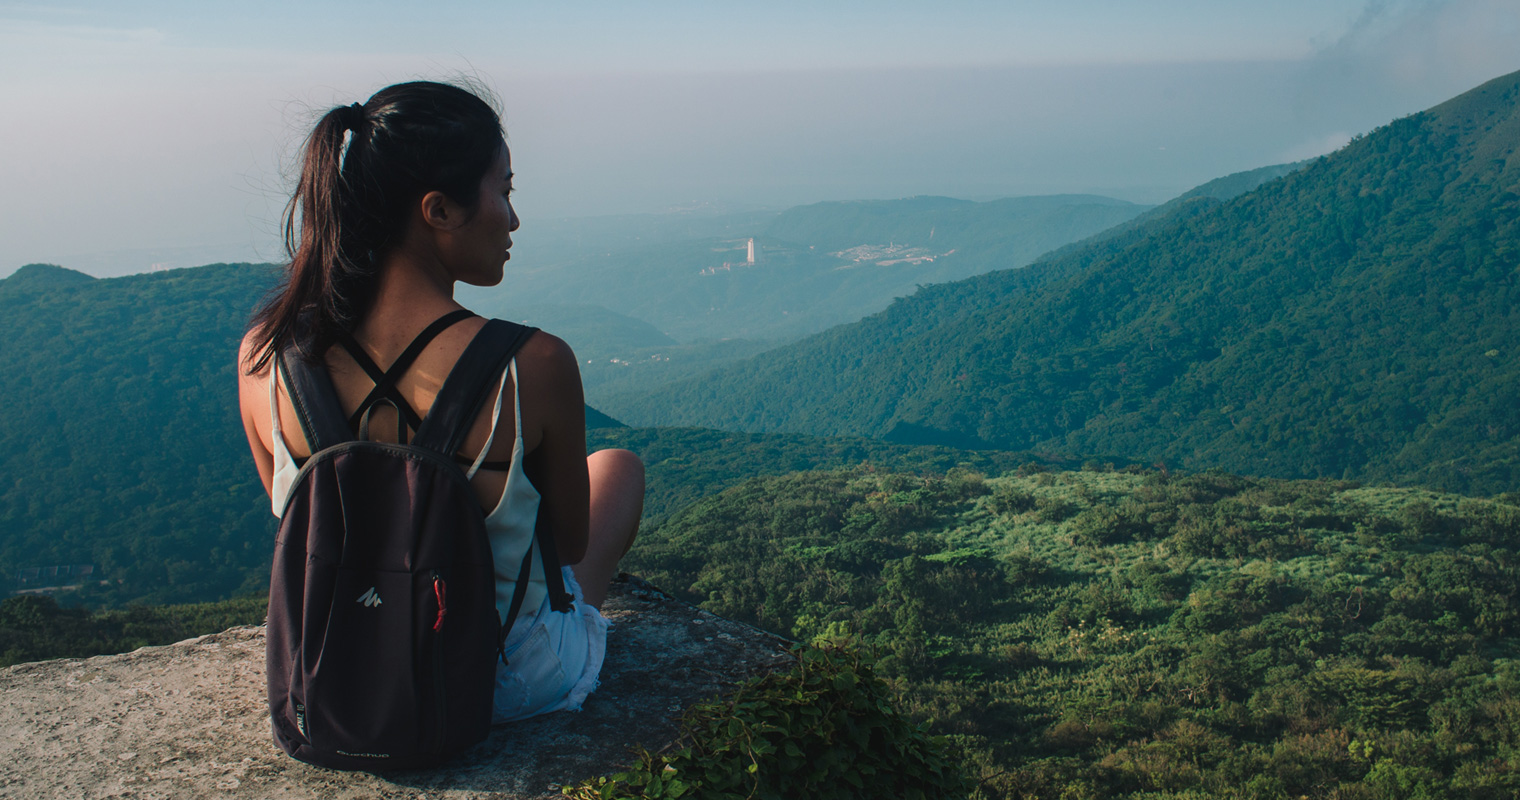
[340, 102, 365, 131]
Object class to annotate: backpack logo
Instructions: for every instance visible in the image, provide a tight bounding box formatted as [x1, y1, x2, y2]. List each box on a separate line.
[356, 587, 383, 608]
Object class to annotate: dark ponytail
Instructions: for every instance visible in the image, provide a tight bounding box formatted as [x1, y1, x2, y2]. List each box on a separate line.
[244, 81, 504, 374]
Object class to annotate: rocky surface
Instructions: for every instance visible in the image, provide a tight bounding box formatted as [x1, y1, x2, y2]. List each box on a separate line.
[0, 576, 795, 799]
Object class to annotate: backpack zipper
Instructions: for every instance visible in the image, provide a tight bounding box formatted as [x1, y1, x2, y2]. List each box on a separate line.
[430, 570, 447, 754]
[432, 574, 448, 630]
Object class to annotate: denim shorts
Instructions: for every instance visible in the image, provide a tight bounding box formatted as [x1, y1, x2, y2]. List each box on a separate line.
[491, 567, 610, 724]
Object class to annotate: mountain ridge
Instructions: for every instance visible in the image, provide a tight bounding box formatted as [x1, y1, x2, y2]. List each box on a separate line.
[605, 69, 1520, 494]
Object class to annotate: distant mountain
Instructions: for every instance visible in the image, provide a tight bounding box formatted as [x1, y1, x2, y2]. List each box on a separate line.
[498, 195, 1151, 342]
[585, 406, 626, 429]
[0, 263, 96, 295]
[486, 303, 677, 351]
[606, 70, 1520, 495]
[512, 206, 783, 259]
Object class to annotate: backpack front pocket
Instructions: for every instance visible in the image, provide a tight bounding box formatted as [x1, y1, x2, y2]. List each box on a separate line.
[302, 567, 418, 757]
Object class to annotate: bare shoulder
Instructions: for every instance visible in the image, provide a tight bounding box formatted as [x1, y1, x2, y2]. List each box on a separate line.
[518, 328, 573, 359]
[513, 329, 584, 431]
[236, 327, 276, 485]
[516, 330, 581, 388]
[237, 329, 271, 376]
[236, 329, 271, 403]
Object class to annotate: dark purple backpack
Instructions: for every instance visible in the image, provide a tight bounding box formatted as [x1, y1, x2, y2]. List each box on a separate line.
[265, 313, 568, 770]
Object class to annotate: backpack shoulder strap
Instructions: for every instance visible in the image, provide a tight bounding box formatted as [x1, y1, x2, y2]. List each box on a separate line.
[412, 319, 537, 458]
[335, 309, 476, 435]
[277, 348, 353, 453]
[536, 509, 575, 613]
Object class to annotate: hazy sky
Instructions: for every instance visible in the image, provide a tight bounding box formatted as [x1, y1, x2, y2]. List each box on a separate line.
[1, 0, 1517, 277]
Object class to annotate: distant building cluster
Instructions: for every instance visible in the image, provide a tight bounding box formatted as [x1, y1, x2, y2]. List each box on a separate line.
[701, 238, 759, 275]
[832, 243, 951, 267]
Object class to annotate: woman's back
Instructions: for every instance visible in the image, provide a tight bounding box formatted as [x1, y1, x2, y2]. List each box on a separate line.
[246, 309, 573, 515]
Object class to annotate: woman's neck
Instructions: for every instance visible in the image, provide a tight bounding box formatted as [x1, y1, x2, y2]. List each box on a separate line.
[356, 249, 463, 355]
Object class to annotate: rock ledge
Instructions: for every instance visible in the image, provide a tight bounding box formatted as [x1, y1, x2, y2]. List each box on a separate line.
[0, 576, 794, 799]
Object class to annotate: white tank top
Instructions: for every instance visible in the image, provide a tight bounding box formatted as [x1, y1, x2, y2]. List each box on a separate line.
[269, 360, 549, 624]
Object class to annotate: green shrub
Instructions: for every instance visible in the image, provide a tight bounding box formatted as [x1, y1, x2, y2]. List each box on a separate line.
[566, 643, 971, 800]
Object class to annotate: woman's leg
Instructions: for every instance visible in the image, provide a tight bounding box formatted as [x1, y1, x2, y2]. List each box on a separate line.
[572, 448, 644, 608]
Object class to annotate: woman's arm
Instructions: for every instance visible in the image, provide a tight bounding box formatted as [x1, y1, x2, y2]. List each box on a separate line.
[519, 332, 591, 566]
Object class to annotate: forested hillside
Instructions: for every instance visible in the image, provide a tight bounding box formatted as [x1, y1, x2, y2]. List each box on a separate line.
[629, 465, 1520, 798]
[0, 263, 278, 605]
[586, 425, 1076, 525]
[608, 70, 1520, 496]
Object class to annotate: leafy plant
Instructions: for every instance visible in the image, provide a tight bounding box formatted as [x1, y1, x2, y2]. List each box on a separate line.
[565, 642, 971, 800]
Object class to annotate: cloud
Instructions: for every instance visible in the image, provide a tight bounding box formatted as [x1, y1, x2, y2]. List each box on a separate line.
[0, 16, 167, 63]
[1295, 0, 1520, 128]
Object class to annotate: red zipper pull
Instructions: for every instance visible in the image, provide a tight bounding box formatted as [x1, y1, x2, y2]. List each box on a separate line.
[433, 575, 447, 631]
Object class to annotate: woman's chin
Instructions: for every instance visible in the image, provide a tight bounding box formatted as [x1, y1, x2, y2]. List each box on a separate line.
[459, 270, 505, 288]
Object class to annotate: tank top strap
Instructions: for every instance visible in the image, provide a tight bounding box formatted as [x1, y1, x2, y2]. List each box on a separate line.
[464, 360, 515, 480]
[511, 360, 523, 442]
[268, 367, 300, 517]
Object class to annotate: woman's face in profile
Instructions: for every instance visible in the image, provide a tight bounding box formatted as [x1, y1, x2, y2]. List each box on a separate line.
[449, 143, 519, 287]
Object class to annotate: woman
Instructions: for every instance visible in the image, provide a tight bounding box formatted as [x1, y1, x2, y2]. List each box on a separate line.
[238, 80, 643, 723]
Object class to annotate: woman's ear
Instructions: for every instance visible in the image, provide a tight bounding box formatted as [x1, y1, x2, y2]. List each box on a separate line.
[419, 190, 466, 231]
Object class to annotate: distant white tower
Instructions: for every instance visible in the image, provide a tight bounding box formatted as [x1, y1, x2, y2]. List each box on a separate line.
[747, 238, 755, 264]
